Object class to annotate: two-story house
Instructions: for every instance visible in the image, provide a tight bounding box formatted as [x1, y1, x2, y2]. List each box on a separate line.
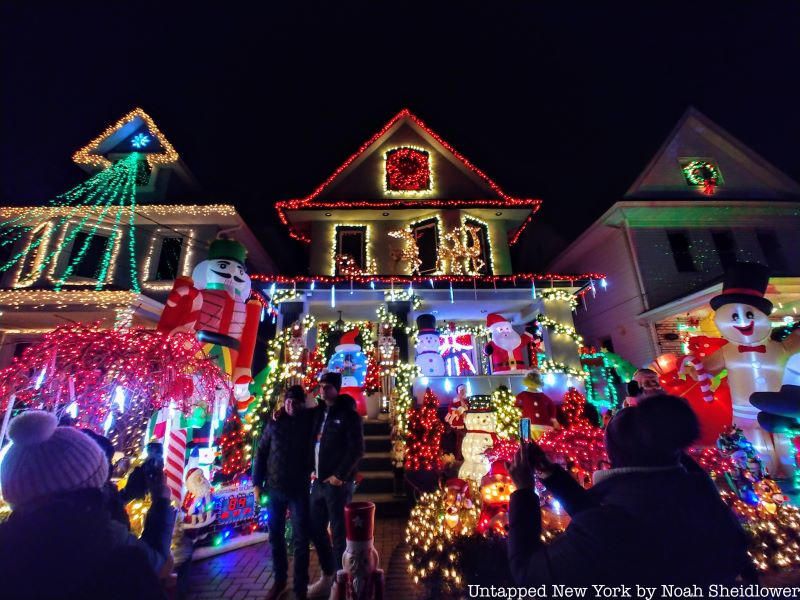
[0, 108, 275, 367]
[548, 108, 800, 367]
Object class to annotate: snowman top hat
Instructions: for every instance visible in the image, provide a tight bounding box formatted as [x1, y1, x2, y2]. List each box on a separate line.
[336, 328, 361, 353]
[417, 313, 438, 336]
[710, 262, 773, 316]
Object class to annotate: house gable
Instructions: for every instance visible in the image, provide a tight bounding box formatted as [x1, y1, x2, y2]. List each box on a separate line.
[625, 107, 800, 200]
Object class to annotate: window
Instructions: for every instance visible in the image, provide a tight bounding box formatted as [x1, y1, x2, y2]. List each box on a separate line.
[385, 147, 431, 192]
[711, 230, 737, 270]
[0, 228, 14, 268]
[666, 230, 696, 272]
[335, 226, 366, 275]
[757, 230, 787, 273]
[412, 218, 440, 275]
[463, 218, 492, 275]
[600, 337, 615, 353]
[155, 237, 183, 280]
[68, 231, 111, 279]
[17, 226, 48, 282]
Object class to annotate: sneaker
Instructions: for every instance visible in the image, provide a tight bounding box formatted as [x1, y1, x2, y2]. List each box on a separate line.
[266, 580, 287, 600]
[306, 574, 334, 598]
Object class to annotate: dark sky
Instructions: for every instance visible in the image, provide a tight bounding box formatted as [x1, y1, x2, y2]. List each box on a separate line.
[2, 2, 799, 271]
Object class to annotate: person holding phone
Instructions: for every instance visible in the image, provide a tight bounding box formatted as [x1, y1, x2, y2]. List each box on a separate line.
[505, 395, 753, 586]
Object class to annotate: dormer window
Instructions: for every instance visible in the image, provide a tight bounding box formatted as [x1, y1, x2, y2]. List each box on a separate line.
[385, 147, 431, 192]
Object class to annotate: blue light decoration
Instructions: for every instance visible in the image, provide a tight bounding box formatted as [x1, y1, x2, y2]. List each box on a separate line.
[600, 277, 608, 289]
[131, 133, 151, 149]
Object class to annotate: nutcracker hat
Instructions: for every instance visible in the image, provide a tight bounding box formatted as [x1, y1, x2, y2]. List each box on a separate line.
[486, 313, 509, 329]
[335, 328, 361, 353]
[344, 501, 375, 542]
[416, 313, 438, 336]
[208, 238, 248, 265]
[710, 262, 772, 316]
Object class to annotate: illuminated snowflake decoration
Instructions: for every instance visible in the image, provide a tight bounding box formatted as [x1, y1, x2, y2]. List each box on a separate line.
[131, 133, 151, 149]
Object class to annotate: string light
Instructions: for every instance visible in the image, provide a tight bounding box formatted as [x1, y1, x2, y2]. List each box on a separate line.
[140, 227, 196, 291]
[404, 388, 445, 471]
[274, 109, 541, 244]
[250, 272, 604, 287]
[72, 107, 179, 169]
[384, 146, 433, 193]
[682, 159, 720, 195]
[492, 386, 521, 440]
[536, 314, 584, 346]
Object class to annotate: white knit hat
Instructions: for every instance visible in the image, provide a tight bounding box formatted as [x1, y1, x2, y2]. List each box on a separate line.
[0, 410, 109, 508]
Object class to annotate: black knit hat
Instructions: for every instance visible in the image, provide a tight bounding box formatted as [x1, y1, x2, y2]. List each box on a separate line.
[319, 371, 342, 391]
[710, 262, 773, 316]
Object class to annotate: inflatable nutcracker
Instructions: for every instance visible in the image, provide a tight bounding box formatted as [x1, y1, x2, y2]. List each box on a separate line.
[484, 313, 534, 374]
[158, 238, 261, 393]
[284, 320, 308, 387]
[332, 501, 384, 600]
[377, 322, 398, 403]
[515, 370, 558, 439]
[328, 328, 368, 416]
[415, 314, 445, 376]
[681, 263, 800, 471]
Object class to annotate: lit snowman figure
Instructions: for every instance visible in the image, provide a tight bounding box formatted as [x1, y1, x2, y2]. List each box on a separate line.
[682, 263, 800, 472]
[458, 397, 496, 483]
[414, 314, 445, 377]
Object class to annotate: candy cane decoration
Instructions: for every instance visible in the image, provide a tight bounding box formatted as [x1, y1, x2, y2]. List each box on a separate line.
[680, 355, 714, 403]
[162, 407, 188, 503]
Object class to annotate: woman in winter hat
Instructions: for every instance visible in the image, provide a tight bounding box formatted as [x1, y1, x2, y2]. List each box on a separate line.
[0, 410, 176, 600]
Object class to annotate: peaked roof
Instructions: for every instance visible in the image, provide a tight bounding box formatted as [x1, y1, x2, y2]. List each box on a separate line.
[625, 107, 800, 200]
[73, 108, 179, 170]
[275, 109, 541, 244]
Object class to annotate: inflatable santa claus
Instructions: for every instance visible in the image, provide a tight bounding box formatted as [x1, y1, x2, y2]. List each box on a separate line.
[484, 313, 534, 374]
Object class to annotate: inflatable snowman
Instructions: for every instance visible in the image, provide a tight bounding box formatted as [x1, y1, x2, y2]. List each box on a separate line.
[328, 328, 368, 416]
[682, 263, 800, 471]
[415, 314, 445, 376]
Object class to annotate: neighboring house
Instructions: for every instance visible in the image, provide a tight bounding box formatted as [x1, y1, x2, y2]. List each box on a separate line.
[548, 108, 800, 367]
[0, 109, 275, 367]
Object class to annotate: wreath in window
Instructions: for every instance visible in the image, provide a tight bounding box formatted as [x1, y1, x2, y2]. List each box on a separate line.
[682, 160, 720, 195]
[385, 147, 431, 192]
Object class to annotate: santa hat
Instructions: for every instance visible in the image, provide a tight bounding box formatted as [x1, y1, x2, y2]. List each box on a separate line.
[710, 262, 773, 316]
[486, 313, 509, 329]
[480, 459, 510, 487]
[335, 328, 361, 353]
[417, 314, 438, 336]
[344, 501, 375, 542]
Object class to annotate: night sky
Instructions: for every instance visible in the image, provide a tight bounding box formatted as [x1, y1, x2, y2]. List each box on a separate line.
[2, 2, 798, 272]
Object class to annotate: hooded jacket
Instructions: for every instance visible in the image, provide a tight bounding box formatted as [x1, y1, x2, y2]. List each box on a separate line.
[252, 408, 315, 495]
[508, 464, 752, 588]
[312, 394, 364, 482]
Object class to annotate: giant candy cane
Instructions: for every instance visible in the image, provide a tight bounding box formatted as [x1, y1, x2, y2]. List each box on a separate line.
[680, 355, 714, 403]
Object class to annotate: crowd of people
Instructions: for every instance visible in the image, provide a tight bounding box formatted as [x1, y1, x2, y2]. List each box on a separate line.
[0, 364, 769, 599]
[0, 370, 365, 600]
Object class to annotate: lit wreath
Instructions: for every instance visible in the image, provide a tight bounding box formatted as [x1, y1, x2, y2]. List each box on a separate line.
[683, 160, 720, 195]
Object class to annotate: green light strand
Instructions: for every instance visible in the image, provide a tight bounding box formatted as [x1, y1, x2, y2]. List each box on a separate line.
[54, 156, 136, 289]
[126, 161, 140, 293]
[35, 162, 131, 281]
[93, 185, 129, 290]
[0, 165, 126, 274]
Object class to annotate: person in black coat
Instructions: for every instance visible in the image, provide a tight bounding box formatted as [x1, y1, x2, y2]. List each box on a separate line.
[507, 394, 754, 590]
[0, 411, 175, 600]
[306, 372, 365, 598]
[252, 384, 315, 600]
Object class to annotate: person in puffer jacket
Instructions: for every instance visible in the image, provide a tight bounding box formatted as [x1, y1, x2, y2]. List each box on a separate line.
[252, 384, 315, 600]
[507, 394, 755, 593]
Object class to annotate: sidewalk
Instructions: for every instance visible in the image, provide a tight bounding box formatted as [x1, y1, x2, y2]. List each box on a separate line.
[185, 518, 423, 600]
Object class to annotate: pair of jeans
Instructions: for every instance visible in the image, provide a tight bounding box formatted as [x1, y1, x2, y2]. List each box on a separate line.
[309, 479, 355, 575]
[266, 488, 310, 593]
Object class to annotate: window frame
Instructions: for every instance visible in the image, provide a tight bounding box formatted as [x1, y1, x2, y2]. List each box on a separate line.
[666, 230, 697, 273]
[462, 216, 493, 275]
[411, 217, 441, 275]
[142, 227, 194, 291]
[711, 229, 738, 270]
[333, 225, 368, 276]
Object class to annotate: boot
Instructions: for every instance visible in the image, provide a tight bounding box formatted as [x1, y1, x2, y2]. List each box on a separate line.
[266, 580, 287, 600]
[306, 574, 334, 598]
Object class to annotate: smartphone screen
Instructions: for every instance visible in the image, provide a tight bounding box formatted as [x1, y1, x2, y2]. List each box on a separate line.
[519, 417, 531, 442]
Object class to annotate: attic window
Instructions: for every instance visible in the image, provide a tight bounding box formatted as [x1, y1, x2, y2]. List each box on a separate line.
[385, 147, 431, 192]
[680, 159, 722, 195]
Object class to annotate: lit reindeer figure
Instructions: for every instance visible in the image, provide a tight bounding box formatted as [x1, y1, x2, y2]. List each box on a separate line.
[388, 227, 422, 275]
[438, 224, 485, 275]
[462, 224, 485, 275]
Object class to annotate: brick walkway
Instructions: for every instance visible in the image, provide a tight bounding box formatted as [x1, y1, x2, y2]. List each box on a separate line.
[185, 518, 423, 600]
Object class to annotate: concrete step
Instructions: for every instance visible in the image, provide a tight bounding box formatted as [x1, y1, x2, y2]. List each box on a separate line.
[352, 492, 410, 518]
[364, 435, 391, 453]
[363, 420, 392, 436]
[360, 451, 393, 471]
[357, 470, 395, 494]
